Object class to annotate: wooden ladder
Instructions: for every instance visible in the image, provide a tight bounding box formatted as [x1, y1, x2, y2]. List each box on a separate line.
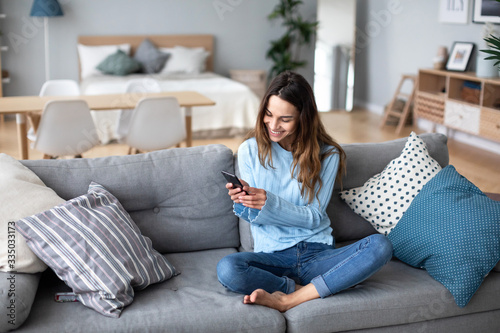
[380, 74, 418, 135]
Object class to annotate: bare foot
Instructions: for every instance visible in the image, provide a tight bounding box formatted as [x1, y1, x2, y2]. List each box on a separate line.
[243, 289, 290, 312]
[243, 284, 320, 312]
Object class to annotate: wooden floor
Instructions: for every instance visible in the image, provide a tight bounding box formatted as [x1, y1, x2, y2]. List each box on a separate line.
[1, 109, 499, 193]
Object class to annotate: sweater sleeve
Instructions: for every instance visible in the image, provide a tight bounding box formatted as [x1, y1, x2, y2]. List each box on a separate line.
[233, 141, 261, 221]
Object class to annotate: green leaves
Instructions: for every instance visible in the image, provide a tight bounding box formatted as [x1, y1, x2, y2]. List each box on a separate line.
[266, 0, 318, 79]
[481, 34, 500, 68]
[479, 1, 500, 67]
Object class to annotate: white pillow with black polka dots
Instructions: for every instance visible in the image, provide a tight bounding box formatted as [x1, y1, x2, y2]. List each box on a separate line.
[340, 132, 442, 235]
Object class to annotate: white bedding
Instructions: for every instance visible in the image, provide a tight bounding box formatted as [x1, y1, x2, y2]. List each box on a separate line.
[81, 72, 260, 143]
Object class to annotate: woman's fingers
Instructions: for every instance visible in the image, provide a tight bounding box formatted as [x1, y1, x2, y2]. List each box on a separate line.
[239, 187, 266, 209]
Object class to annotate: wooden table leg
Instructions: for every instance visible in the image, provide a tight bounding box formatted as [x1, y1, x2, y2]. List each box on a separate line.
[16, 113, 29, 160]
[185, 106, 192, 147]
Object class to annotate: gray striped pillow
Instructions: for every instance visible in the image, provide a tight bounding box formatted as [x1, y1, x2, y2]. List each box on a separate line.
[16, 182, 177, 318]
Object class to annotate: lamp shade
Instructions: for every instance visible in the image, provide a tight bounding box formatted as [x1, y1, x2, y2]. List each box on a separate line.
[30, 0, 63, 17]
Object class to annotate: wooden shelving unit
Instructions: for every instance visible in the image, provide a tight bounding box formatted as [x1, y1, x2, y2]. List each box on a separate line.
[415, 69, 500, 142]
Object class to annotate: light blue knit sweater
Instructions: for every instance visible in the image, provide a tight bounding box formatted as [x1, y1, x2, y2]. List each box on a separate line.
[234, 138, 339, 253]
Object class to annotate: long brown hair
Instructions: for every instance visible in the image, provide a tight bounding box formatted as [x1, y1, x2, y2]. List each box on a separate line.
[246, 71, 346, 204]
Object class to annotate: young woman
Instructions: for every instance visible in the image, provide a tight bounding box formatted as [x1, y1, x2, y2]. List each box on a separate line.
[217, 71, 393, 312]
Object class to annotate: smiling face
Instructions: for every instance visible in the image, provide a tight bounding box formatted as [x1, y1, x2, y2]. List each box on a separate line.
[263, 95, 300, 151]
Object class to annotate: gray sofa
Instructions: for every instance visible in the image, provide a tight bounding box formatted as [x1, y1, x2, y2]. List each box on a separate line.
[2, 133, 500, 332]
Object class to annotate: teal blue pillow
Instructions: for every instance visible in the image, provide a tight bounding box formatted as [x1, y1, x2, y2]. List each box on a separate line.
[97, 49, 141, 76]
[388, 165, 500, 307]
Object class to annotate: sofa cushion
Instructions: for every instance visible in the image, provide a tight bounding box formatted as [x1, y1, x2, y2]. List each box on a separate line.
[0, 153, 65, 273]
[387, 165, 500, 308]
[339, 132, 442, 235]
[328, 133, 449, 243]
[283, 259, 500, 333]
[16, 182, 177, 318]
[16, 248, 286, 333]
[0, 272, 40, 332]
[21, 145, 239, 254]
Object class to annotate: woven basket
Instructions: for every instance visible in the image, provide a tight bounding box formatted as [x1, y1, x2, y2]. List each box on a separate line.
[415, 92, 445, 124]
[480, 108, 500, 142]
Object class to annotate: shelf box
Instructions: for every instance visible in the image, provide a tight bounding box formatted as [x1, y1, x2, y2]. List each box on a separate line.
[483, 83, 500, 110]
[480, 108, 500, 141]
[418, 71, 446, 95]
[448, 77, 481, 105]
[444, 100, 480, 134]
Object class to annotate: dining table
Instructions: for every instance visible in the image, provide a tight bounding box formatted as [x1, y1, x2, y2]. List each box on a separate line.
[0, 91, 215, 159]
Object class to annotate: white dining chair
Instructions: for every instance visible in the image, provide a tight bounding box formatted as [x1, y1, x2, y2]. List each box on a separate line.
[28, 80, 81, 142]
[125, 96, 186, 154]
[39, 79, 80, 96]
[116, 78, 162, 141]
[33, 100, 100, 159]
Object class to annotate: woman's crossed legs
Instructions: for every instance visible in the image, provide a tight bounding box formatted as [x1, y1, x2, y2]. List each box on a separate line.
[217, 234, 393, 311]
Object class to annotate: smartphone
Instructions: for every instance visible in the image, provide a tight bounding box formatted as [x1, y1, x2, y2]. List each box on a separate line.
[54, 292, 78, 302]
[221, 171, 247, 194]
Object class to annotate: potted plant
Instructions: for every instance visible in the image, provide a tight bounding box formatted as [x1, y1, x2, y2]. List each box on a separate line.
[266, 0, 318, 79]
[481, 35, 500, 70]
[480, 0, 500, 76]
[477, 23, 498, 77]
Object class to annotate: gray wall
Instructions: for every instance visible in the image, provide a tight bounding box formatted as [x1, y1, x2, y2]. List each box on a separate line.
[0, 0, 317, 96]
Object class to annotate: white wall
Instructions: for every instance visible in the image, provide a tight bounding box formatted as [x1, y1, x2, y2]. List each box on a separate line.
[0, 0, 317, 96]
[354, 0, 500, 154]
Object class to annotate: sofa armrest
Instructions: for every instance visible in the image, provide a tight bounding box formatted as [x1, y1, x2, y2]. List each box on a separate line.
[0, 272, 41, 331]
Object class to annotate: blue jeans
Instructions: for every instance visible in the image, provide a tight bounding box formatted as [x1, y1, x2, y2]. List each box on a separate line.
[217, 234, 393, 298]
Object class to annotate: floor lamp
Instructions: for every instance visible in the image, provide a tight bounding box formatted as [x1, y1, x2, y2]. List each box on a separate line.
[30, 0, 63, 82]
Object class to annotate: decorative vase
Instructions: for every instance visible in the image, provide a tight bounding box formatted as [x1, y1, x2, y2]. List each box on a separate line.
[433, 46, 448, 70]
[476, 53, 498, 78]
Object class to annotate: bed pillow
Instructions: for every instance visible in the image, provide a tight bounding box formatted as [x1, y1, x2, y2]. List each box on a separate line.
[16, 182, 177, 318]
[96, 50, 142, 76]
[387, 165, 500, 307]
[340, 132, 442, 235]
[0, 153, 65, 273]
[77, 43, 131, 79]
[159, 46, 209, 74]
[134, 38, 170, 74]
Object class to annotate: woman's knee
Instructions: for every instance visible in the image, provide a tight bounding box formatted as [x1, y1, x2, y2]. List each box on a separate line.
[217, 254, 246, 288]
[367, 234, 393, 262]
[217, 255, 234, 282]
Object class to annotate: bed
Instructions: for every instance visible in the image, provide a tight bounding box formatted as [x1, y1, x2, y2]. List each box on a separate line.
[77, 35, 261, 143]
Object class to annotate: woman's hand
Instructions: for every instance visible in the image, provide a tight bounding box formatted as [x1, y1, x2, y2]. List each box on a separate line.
[225, 180, 267, 210]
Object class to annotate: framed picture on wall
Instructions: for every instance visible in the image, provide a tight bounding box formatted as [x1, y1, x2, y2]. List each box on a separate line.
[439, 0, 470, 24]
[446, 42, 475, 71]
[473, 0, 500, 23]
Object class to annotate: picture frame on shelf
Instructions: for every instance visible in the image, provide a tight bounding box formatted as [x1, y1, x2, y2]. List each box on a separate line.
[446, 42, 475, 71]
[439, 0, 470, 24]
[473, 0, 500, 23]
